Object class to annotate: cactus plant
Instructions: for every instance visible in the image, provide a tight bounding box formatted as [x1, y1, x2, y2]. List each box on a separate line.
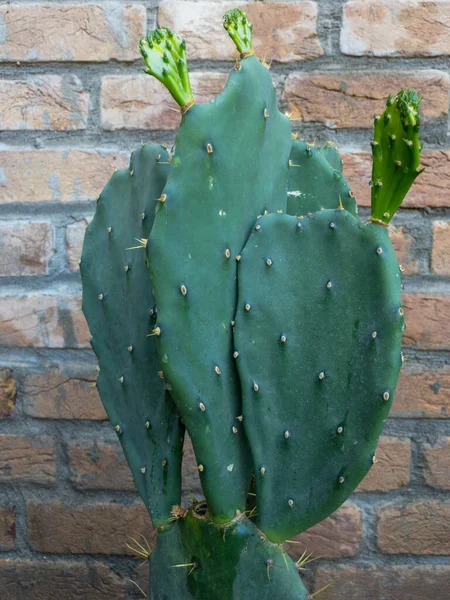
[80, 8, 423, 599]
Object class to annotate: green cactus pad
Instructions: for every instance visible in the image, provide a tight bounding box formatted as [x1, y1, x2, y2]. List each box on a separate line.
[287, 139, 357, 216]
[80, 144, 185, 525]
[147, 55, 292, 522]
[234, 209, 403, 542]
[149, 506, 309, 600]
[371, 89, 423, 224]
[319, 140, 343, 173]
[140, 28, 194, 109]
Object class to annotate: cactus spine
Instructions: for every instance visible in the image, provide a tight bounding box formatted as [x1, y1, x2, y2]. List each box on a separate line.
[80, 8, 424, 599]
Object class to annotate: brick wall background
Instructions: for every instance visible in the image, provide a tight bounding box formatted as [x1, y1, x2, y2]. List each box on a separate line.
[0, 1, 449, 598]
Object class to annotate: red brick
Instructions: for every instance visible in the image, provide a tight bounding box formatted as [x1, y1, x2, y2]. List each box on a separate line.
[0, 4, 145, 62]
[101, 72, 227, 130]
[0, 559, 127, 600]
[389, 227, 419, 275]
[0, 150, 127, 204]
[283, 70, 449, 128]
[341, 0, 450, 57]
[285, 504, 362, 559]
[402, 293, 450, 349]
[0, 507, 15, 551]
[158, 1, 323, 62]
[0, 435, 55, 485]
[0, 221, 53, 276]
[356, 436, 411, 492]
[377, 501, 450, 554]
[68, 440, 134, 491]
[315, 564, 450, 600]
[392, 364, 450, 418]
[28, 501, 152, 555]
[0, 293, 89, 348]
[23, 370, 106, 420]
[66, 218, 92, 271]
[423, 437, 450, 490]
[0, 76, 89, 131]
[431, 220, 450, 275]
[343, 150, 450, 209]
[0, 368, 16, 419]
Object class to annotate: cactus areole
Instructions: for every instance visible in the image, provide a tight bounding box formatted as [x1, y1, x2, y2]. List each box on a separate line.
[80, 8, 424, 599]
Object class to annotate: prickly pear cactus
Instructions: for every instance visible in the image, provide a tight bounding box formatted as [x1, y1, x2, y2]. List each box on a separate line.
[80, 8, 424, 599]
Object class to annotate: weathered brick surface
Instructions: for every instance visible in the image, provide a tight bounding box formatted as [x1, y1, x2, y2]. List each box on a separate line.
[341, 0, 450, 57]
[431, 220, 450, 275]
[402, 294, 450, 349]
[0, 150, 127, 204]
[343, 150, 450, 208]
[392, 364, 450, 418]
[356, 436, 411, 492]
[285, 504, 362, 559]
[0, 507, 15, 551]
[283, 70, 449, 128]
[423, 437, 450, 490]
[68, 440, 133, 490]
[389, 226, 419, 275]
[0, 221, 53, 276]
[158, 1, 323, 62]
[0, 76, 89, 131]
[0, 435, 55, 485]
[377, 501, 450, 554]
[66, 218, 92, 271]
[101, 72, 228, 130]
[0, 368, 16, 419]
[23, 370, 105, 420]
[28, 501, 152, 555]
[0, 294, 89, 348]
[0, 559, 127, 600]
[0, 4, 145, 62]
[314, 565, 450, 600]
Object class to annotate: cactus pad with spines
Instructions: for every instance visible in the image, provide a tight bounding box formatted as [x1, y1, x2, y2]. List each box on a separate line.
[319, 140, 343, 173]
[80, 144, 185, 525]
[234, 209, 403, 542]
[287, 139, 357, 216]
[147, 17, 292, 523]
[371, 89, 423, 224]
[223, 8, 253, 56]
[149, 507, 309, 600]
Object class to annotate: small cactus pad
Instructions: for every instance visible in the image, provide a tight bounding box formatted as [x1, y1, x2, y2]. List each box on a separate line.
[80, 144, 185, 526]
[319, 140, 343, 173]
[234, 209, 403, 542]
[223, 8, 253, 56]
[140, 28, 194, 109]
[147, 48, 291, 521]
[287, 140, 357, 216]
[371, 89, 423, 224]
[149, 508, 309, 600]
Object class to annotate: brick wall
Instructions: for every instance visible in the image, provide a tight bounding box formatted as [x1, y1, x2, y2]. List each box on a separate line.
[0, 1, 449, 599]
